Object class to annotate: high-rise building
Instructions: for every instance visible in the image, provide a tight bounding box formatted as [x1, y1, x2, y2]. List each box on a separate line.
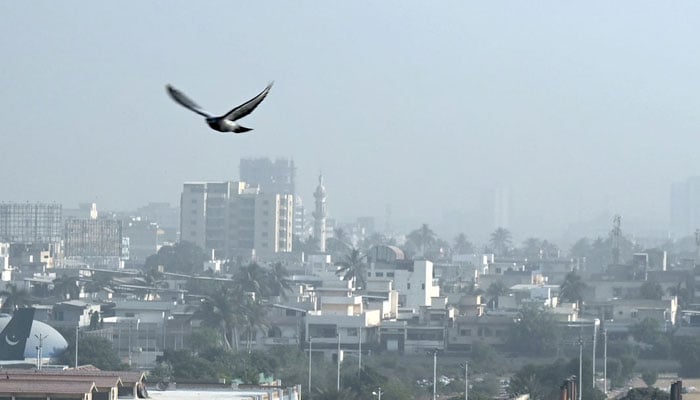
[239, 157, 295, 195]
[180, 181, 293, 259]
[64, 218, 122, 258]
[670, 176, 700, 238]
[0, 203, 62, 244]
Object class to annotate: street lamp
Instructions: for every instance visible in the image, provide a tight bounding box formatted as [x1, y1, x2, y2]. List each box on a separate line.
[308, 336, 313, 400]
[35, 333, 48, 370]
[427, 349, 439, 400]
[603, 329, 608, 394]
[372, 387, 383, 400]
[459, 362, 468, 400]
[578, 337, 583, 400]
[336, 331, 341, 391]
[592, 319, 599, 388]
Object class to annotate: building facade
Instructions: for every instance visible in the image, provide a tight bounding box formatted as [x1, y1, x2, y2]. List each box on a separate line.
[0, 202, 62, 244]
[64, 219, 122, 258]
[180, 181, 293, 259]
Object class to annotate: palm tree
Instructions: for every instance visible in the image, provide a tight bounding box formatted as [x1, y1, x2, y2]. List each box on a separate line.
[191, 285, 247, 351]
[51, 275, 80, 300]
[240, 299, 268, 352]
[407, 223, 437, 257]
[265, 263, 291, 299]
[489, 227, 512, 256]
[559, 271, 587, 313]
[335, 248, 369, 290]
[453, 233, 475, 255]
[0, 284, 33, 313]
[486, 281, 508, 310]
[521, 237, 542, 260]
[235, 262, 267, 298]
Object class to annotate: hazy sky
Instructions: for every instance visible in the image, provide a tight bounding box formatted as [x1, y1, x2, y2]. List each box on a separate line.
[2, 2, 699, 242]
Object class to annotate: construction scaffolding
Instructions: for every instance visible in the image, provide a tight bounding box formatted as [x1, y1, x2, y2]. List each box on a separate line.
[0, 202, 62, 243]
[64, 218, 122, 257]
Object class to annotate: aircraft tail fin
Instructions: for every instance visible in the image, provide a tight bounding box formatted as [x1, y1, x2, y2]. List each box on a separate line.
[0, 308, 35, 361]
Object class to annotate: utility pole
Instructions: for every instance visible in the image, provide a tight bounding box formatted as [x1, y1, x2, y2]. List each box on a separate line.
[75, 325, 79, 368]
[578, 337, 583, 400]
[459, 362, 468, 400]
[430, 349, 438, 400]
[592, 319, 599, 388]
[308, 336, 313, 400]
[35, 333, 48, 370]
[358, 325, 362, 377]
[603, 329, 608, 394]
[336, 332, 341, 391]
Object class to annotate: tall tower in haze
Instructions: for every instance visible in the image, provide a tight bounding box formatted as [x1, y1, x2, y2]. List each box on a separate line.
[313, 174, 327, 253]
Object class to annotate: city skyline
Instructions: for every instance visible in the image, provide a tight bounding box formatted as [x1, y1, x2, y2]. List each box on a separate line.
[2, 2, 700, 242]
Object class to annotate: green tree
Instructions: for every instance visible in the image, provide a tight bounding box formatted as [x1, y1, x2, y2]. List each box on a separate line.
[191, 284, 252, 351]
[0, 284, 33, 312]
[335, 248, 369, 290]
[506, 306, 561, 356]
[641, 370, 658, 387]
[489, 227, 512, 256]
[144, 241, 206, 275]
[51, 275, 80, 300]
[486, 281, 508, 309]
[59, 336, 125, 370]
[559, 271, 588, 312]
[620, 387, 667, 400]
[265, 262, 292, 299]
[629, 318, 660, 344]
[188, 327, 222, 354]
[673, 336, 700, 377]
[453, 233, 475, 255]
[521, 237, 542, 260]
[407, 223, 437, 257]
[639, 281, 663, 300]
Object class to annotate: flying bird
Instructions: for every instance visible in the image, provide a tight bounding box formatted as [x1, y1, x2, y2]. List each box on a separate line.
[166, 82, 273, 133]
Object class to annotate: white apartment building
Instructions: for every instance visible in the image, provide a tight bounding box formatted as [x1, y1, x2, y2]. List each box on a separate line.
[180, 181, 293, 259]
[369, 258, 440, 309]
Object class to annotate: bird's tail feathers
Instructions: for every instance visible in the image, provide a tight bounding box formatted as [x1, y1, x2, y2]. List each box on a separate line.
[233, 125, 253, 133]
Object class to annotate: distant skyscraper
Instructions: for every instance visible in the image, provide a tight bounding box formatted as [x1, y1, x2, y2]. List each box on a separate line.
[313, 174, 327, 253]
[239, 157, 296, 195]
[670, 176, 700, 237]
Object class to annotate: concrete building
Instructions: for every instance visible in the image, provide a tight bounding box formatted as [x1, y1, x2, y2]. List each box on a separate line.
[240, 157, 296, 195]
[180, 181, 293, 259]
[122, 218, 159, 266]
[64, 219, 122, 258]
[0, 202, 62, 244]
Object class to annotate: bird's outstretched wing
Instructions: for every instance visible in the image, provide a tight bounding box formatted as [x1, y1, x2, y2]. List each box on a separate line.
[223, 82, 273, 121]
[166, 85, 211, 118]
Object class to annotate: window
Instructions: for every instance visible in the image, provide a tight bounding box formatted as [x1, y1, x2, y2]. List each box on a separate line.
[459, 329, 472, 337]
[421, 283, 425, 289]
[347, 328, 358, 336]
[125, 312, 135, 317]
[407, 283, 411, 290]
[376, 272, 384, 277]
[387, 272, 394, 277]
[191, 199, 197, 204]
[285, 309, 297, 316]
